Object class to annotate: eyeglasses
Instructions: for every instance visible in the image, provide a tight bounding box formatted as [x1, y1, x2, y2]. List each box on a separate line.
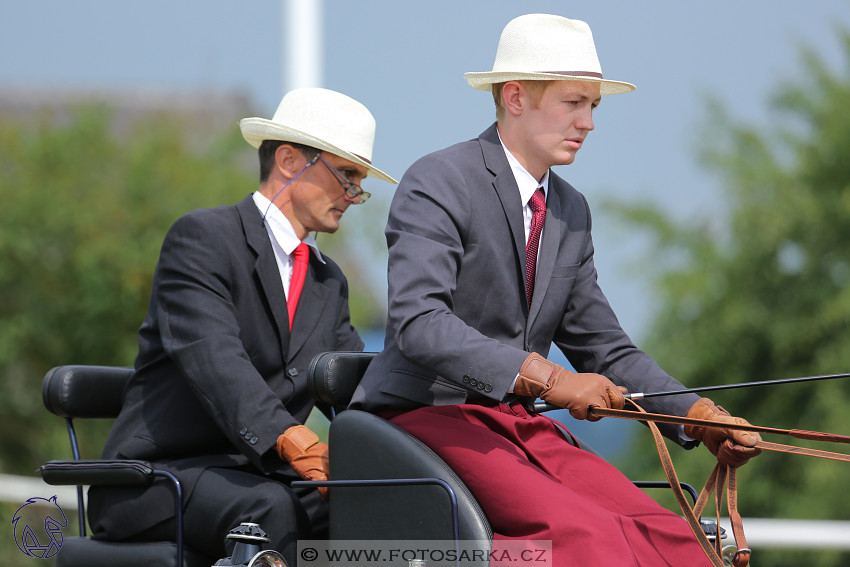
[317, 155, 371, 204]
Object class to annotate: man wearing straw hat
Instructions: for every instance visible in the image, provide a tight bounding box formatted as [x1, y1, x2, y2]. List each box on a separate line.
[87, 88, 397, 565]
[351, 14, 759, 565]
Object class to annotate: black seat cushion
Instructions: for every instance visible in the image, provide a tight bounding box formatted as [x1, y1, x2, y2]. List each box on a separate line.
[42, 365, 133, 419]
[308, 351, 376, 412]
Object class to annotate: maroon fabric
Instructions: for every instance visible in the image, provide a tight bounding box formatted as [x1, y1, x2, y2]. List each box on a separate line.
[389, 402, 713, 567]
[525, 188, 546, 306]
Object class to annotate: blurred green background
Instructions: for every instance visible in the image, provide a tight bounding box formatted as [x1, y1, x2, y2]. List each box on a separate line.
[3, 17, 850, 567]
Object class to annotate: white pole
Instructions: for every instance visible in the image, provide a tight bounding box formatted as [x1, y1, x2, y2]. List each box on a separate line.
[284, 0, 324, 91]
[718, 517, 850, 550]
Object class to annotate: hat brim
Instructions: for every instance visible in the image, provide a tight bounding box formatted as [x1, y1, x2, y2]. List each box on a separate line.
[464, 71, 635, 95]
[239, 118, 398, 184]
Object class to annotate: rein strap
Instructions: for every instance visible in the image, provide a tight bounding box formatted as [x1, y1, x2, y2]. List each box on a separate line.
[614, 400, 850, 567]
[589, 406, 850, 444]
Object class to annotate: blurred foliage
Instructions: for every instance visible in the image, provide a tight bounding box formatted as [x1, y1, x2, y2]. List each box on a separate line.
[0, 99, 385, 564]
[5, 25, 850, 567]
[1, 103, 248, 476]
[609, 30, 850, 566]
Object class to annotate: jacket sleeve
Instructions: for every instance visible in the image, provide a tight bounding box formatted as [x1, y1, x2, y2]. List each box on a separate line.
[384, 153, 529, 400]
[551, 194, 701, 445]
[150, 211, 302, 469]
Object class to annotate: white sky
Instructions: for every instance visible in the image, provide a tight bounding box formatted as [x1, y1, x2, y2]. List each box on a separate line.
[4, 0, 850, 340]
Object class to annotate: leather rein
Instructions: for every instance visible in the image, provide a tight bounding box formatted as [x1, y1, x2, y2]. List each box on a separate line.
[588, 401, 850, 567]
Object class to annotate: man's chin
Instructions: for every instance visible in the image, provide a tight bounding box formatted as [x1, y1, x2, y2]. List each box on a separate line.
[556, 152, 578, 166]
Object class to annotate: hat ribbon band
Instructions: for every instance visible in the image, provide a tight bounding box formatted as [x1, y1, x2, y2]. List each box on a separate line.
[543, 71, 604, 79]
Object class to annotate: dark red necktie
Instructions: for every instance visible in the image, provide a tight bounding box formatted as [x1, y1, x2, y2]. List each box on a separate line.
[287, 243, 309, 330]
[525, 188, 546, 306]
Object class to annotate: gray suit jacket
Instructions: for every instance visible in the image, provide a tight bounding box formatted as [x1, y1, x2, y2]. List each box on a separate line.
[350, 124, 699, 442]
[89, 194, 363, 538]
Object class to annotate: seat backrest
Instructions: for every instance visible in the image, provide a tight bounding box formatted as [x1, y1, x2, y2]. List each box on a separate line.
[42, 365, 133, 420]
[40, 364, 212, 566]
[307, 351, 492, 541]
[307, 351, 376, 413]
[329, 409, 493, 542]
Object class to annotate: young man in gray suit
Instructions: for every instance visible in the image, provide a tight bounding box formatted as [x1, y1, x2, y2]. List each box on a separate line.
[87, 88, 396, 566]
[350, 14, 759, 566]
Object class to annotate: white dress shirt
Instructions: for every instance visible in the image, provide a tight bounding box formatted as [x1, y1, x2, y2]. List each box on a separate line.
[498, 132, 550, 246]
[498, 135, 550, 392]
[253, 191, 324, 298]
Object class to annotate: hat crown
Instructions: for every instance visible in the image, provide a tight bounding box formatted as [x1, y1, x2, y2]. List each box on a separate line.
[270, 88, 376, 162]
[239, 87, 397, 183]
[491, 14, 602, 75]
[463, 13, 634, 95]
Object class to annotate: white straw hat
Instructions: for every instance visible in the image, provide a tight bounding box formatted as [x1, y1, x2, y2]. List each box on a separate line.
[464, 14, 635, 95]
[240, 88, 397, 184]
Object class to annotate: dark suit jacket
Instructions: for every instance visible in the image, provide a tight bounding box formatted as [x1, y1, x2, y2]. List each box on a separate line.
[89, 194, 363, 538]
[350, 124, 699, 442]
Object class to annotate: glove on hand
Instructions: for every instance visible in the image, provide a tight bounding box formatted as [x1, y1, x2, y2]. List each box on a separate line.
[514, 352, 625, 421]
[277, 425, 329, 500]
[684, 398, 762, 468]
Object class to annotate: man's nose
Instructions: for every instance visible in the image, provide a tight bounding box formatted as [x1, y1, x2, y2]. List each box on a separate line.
[578, 109, 595, 131]
[340, 190, 360, 205]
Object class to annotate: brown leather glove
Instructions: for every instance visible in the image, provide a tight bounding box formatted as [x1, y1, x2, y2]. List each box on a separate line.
[685, 398, 762, 467]
[276, 425, 329, 500]
[514, 352, 626, 421]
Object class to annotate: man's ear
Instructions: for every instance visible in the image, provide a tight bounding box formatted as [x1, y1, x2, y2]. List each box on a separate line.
[502, 81, 525, 116]
[274, 144, 301, 179]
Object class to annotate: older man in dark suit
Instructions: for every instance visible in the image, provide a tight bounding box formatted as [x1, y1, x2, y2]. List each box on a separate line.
[87, 87, 396, 566]
[350, 14, 760, 566]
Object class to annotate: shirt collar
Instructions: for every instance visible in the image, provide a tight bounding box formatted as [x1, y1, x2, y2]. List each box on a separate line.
[252, 191, 325, 263]
[497, 131, 549, 206]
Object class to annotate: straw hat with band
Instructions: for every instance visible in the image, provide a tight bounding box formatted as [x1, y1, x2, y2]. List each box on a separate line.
[464, 14, 635, 96]
[240, 87, 398, 184]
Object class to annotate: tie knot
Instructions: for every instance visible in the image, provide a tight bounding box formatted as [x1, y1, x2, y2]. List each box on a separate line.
[292, 242, 310, 264]
[530, 188, 546, 214]
[293, 242, 309, 263]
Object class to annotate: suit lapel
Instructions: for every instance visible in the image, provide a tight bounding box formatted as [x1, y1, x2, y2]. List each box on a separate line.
[287, 255, 330, 360]
[237, 196, 291, 356]
[479, 125, 527, 290]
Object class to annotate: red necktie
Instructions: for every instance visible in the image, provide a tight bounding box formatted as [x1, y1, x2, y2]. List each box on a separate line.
[287, 243, 309, 330]
[525, 188, 546, 306]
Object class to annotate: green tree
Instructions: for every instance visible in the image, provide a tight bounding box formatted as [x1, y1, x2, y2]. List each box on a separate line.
[609, 31, 850, 567]
[1, 103, 257, 474]
[0, 102, 384, 566]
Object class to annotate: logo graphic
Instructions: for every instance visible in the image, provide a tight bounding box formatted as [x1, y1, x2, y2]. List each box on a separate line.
[11, 495, 68, 559]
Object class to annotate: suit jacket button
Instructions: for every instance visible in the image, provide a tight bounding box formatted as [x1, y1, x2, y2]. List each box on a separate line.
[477, 382, 485, 390]
[239, 427, 248, 435]
[250, 436, 258, 445]
[287, 368, 298, 377]
[485, 384, 493, 393]
[244, 431, 252, 440]
[462, 375, 470, 383]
